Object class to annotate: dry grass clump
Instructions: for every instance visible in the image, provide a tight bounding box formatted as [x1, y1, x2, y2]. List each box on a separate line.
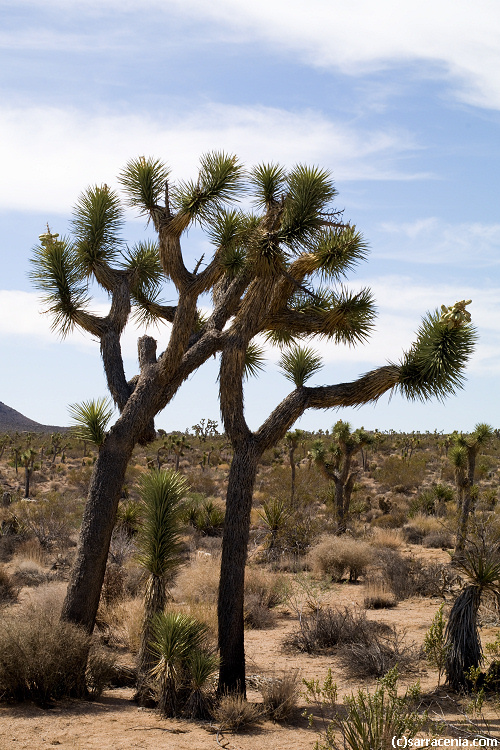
[308, 536, 373, 582]
[95, 596, 144, 652]
[259, 669, 300, 722]
[368, 528, 404, 550]
[404, 513, 443, 538]
[213, 694, 261, 731]
[339, 627, 420, 678]
[363, 581, 397, 610]
[172, 554, 220, 605]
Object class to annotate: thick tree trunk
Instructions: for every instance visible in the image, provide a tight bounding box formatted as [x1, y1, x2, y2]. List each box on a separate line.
[217, 444, 259, 696]
[61, 426, 136, 632]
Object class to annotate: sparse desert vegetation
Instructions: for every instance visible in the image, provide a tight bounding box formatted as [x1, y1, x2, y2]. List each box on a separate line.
[1, 424, 500, 747]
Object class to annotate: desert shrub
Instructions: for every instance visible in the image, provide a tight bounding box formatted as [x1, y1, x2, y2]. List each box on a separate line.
[374, 549, 447, 600]
[259, 669, 300, 722]
[279, 507, 320, 556]
[10, 559, 50, 588]
[423, 530, 453, 549]
[14, 492, 81, 550]
[0, 606, 93, 704]
[370, 509, 408, 529]
[308, 536, 372, 582]
[339, 627, 420, 678]
[181, 495, 225, 536]
[213, 694, 261, 731]
[243, 567, 283, 629]
[409, 489, 438, 517]
[0, 567, 17, 606]
[286, 606, 387, 654]
[96, 595, 144, 652]
[402, 524, 425, 544]
[115, 499, 143, 537]
[307, 667, 426, 750]
[85, 646, 117, 700]
[375, 455, 428, 491]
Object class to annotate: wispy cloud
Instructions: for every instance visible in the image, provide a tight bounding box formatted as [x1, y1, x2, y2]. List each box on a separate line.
[6, 0, 500, 110]
[0, 103, 424, 213]
[377, 219, 500, 267]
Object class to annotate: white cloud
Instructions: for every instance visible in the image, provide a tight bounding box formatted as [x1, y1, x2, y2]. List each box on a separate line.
[7, 0, 500, 109]
[377, 219, 500, 266]
[0, 103, 423, 213]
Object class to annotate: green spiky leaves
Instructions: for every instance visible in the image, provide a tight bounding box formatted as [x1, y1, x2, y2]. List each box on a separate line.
[68, 397, 113, 447]
[249, 163, 287, 209]
[136, 469, 188, 578]
[279, 344, 323, 387]
[397, 309, 477, 402]
[30, 234, 90, 337]
[243, 342, 266, 380]
[314, 226, 369, 281]
[71, 184, 123, 273]
[173, 152, 244, 226]
[280, 165, 337, 250]
[119, 156, 171, 216]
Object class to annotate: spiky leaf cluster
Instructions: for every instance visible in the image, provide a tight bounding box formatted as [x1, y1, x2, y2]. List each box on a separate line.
[68, 398, 113, 447]
[118, 156, 170, 216]
[280, 165, 337, 250]
[279, 345, 323, 387]
[71, 185, 123, 272]
[397, 309, 477, 402]
[136, 470, 187, 578]
[173, 152, 244, 225]
[243, 342, 266, 380]
[249, 163, 287, 209]
[30, 236, 90, 337]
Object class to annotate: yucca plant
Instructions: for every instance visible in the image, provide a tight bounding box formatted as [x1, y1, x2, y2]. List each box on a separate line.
[68, 397, 113, 448]
[184, 648, 220, 719]
[149, 611, 209, 717]
[135, 469, 188, 705]
[445, 542, 500, 691]
[258, 498, 291, 551]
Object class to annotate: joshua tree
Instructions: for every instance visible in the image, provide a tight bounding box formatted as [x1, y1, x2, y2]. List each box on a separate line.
[445, 543, 500, 691]
[310, 420, 374, 532]
[214, 159, 476, 695]
[20, 447, 37, 498]
[134, 469, 187, 705]
[30, 153, 257, 634]
[285, 428, 306, 504]
[30, 153, 476, 681]
[451, 423, 494, 553]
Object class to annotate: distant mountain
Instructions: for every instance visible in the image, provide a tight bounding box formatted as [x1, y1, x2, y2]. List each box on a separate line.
[0, 402, 67, 433]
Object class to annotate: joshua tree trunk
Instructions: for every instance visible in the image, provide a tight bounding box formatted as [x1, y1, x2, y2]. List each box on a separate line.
[61, 424, 136, 631]
[217, 444, 259, 696]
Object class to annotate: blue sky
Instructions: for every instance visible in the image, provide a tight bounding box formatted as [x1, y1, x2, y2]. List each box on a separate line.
[1, 0, 499, 434]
